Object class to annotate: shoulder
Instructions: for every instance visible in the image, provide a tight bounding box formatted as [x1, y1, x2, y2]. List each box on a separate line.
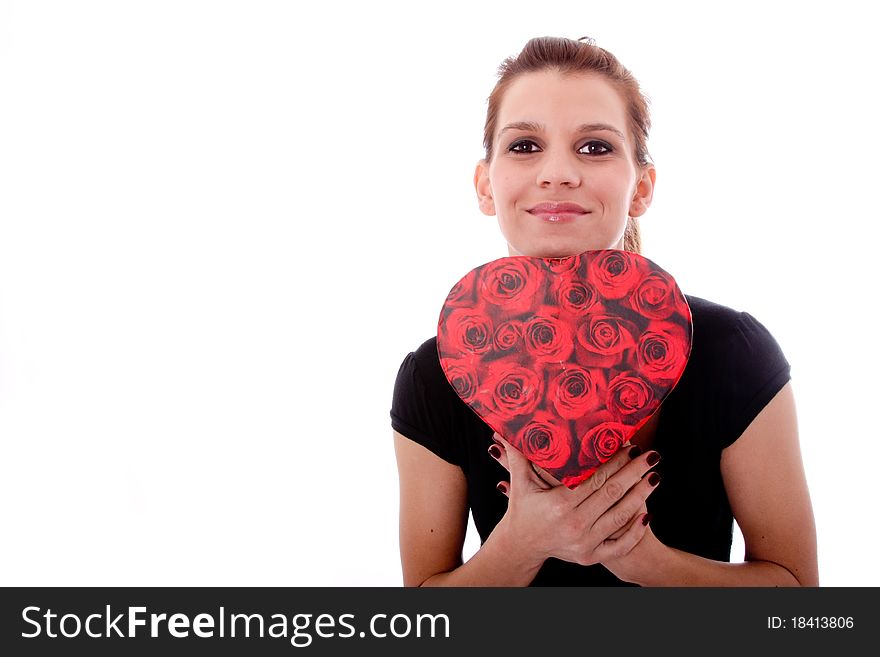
[393, 337, 448, 396]
[687, 294, 752, 337]
[683, 295, 791, 447]
[686, 295, 785, 358]
[410, 336, 441, 372]
[391, 336, 474, 466]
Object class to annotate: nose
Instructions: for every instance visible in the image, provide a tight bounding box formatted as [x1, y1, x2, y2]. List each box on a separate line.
[536, 148, 582, 188]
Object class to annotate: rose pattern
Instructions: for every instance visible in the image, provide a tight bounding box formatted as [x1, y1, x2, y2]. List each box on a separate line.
[478, 258, 542, 314]
[442, 359, 479, 404]
[628, 270, 682, 320]
[443, 269, 478, 309]
[438, 249, 692, 487]
[550, 366, 604, 420]
[589, 250, 644, 299]
[441, 307, 493, 355]
[577, 421, 630, 473]
[606, 372, 655, 423]
[515, 411, 571, 471]
[553, 276, 599, 316]
[493, 320, 523, 352]
[484, 361, 544, 422]
[522, 310, 574, 363]
[636, 322, 689, 384]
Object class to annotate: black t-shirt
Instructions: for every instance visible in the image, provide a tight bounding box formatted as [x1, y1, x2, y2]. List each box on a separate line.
[390, 295, 791, 586]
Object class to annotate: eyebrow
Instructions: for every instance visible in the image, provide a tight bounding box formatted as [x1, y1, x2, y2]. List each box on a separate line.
[499, 121, 626, 141]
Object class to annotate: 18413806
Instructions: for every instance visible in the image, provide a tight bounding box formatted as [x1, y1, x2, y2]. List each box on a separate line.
[768, 617, 854, 629]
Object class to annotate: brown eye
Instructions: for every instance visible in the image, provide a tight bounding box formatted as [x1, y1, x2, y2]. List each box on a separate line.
[509, 140, 540, 154]
[578, 141, 612, 155]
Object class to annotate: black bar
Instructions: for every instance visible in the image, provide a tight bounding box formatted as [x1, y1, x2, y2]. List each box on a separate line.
[1, 587, 874, 655]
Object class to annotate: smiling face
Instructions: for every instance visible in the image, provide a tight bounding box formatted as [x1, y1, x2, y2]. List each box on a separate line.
[475, 70, 656, 258]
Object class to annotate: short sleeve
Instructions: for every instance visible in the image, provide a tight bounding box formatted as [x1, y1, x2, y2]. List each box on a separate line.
[714, 311, 791, 448]
[390, 340, 467, 467]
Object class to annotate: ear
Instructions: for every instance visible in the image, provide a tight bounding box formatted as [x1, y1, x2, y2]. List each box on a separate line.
[474, 160, 496, 216]
[628, 165, 656, 218]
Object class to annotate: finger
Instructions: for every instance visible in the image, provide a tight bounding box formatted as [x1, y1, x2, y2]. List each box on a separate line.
[590, 471, 660, 539]
[496, 480, 510, 497]
[570, 443, 646, 506]
[607, 502, 648, 540]
[487, 436, 510, 473]
[592, 512, 652, 563]
[494, 434, 550, 492]
[530, 462, 562, 488]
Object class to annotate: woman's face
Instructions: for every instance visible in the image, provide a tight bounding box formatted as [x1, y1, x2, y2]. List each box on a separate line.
[475, 70, 655, 258]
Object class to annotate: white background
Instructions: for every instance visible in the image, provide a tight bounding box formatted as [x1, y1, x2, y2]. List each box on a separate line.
[1, 0, 877, 586]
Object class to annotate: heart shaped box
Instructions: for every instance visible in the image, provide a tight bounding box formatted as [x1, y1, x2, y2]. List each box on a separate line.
[437, 250, 693, 488]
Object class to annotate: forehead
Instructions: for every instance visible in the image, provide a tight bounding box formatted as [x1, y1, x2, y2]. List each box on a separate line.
[497, 70, 629, 134]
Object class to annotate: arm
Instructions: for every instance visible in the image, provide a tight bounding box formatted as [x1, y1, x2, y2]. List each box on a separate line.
[393, 431, 544, 586]
[604, 382, 819, 586]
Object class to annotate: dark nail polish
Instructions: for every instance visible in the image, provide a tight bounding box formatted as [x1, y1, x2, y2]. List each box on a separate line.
[496, 481, 509, 494]
[646, 451, 661, 466]
[628, 445, 642, 458]
[488, 445, 502, 459]
[648, 472, 661, 487]
[641, 513, 653, 526]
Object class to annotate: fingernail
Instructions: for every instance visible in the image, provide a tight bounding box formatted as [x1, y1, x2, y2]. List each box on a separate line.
[628, 445, 642, 459]
[488, 445, 502, 459]
[641, 513, 653, 526]
[648, 472, 661, 487]
[496, 481, 509, 495]
[646, 451, 661, 466]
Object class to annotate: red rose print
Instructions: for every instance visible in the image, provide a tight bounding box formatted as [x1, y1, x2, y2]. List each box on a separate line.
[438, 250, 693, 487]
[588, 250, 644, 299]
[442, 307, 493, 355]
[522, 310, 574, 363]
[478, 258, 541, 314]
[577, 315, 638, 356]
[636, 322, 689, 384]
[493, 320, 523, 352]
[553, 276, 599, 315]
[550, 366, 605, 420]
[484, 362, 543, 421]
[562, 473, 591, 488]
[578, 421, 629, 467]
[542, 255, 579, 274]
[606, 372, 655, 422]
[442, 360, 479, 404]
[515, 411, 572, 471]
[629, 270, 681, 320]
[443, 269, 477, 309]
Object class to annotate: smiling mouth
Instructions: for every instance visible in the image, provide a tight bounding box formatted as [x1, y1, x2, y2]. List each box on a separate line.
[527, 201, 589, 224]
[527, 210, 588, 224]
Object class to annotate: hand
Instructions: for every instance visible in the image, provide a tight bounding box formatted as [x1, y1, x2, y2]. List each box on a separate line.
[490, 433, 659, 567]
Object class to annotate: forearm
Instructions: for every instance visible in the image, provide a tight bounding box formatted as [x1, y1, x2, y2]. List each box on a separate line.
[610, 531, 809, 587]
[420, 517, 544, 587]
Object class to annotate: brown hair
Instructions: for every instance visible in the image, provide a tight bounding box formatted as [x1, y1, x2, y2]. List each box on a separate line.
[482, 36, 652, 253]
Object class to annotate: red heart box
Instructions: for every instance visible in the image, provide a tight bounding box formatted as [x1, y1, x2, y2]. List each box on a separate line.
[437, 250, 693, 488]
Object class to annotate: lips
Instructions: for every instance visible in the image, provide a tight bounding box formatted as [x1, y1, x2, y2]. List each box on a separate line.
[528, 202, 588, 214]
[527, 202, 588, 223]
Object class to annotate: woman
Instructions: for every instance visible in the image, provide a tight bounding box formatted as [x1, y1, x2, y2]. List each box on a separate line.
[390, 36, 817, 586]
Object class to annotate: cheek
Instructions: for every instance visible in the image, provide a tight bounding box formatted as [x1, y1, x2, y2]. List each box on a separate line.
[495, 175, 522, 207]
[593, 177, 634, 207]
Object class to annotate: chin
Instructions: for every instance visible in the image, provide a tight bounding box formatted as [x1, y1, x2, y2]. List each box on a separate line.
[511, 239, 597, 259]
[510, 231, 626, 259]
